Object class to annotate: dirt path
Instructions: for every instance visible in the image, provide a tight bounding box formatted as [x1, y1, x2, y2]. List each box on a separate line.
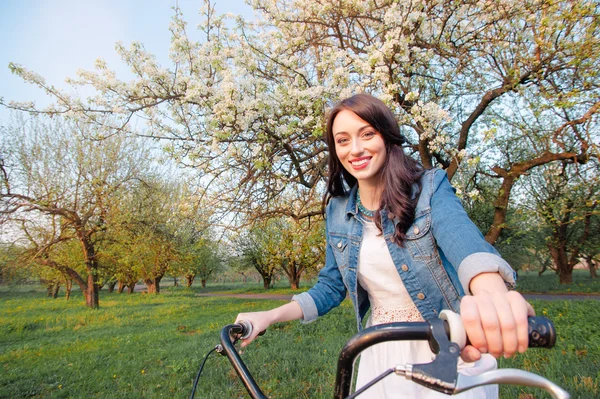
[196, 292, 600, 301]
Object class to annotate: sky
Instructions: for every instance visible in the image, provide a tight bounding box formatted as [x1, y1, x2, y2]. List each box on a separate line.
[0, 0, 254, 123]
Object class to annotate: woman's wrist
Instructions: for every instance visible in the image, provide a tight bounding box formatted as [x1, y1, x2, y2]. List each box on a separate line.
[469, 272, 509, 295]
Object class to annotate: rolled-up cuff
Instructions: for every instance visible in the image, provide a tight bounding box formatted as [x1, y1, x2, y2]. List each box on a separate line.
[458, 252, 517, 294]
[292, 292, 318, 324]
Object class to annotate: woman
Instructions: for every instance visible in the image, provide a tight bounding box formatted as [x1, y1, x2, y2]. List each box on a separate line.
[236, 94, 534, 398]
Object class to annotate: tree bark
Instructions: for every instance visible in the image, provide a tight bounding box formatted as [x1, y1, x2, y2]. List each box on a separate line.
[262, 276, 271, 290]
[186, 274, 195, 287]
[107, 280, 117, 293]
[65, 279, 72, 300]
[85, 272, 100, 308]
[584, 255, 597, 278]
[117, 281, 125, 293]
[201, 278, 206, 288]
[144, 276, 162, 294]
[290, 277, 299, 290]
[78, 233, 100, 308]
[548, 235, 575, 285]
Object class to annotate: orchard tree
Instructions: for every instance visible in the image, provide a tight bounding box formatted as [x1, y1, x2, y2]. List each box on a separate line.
[271, 217, 325, 289]
[0, 115, 151, 307]
[521, 161, 599, 283]
[236, 221, 281, 289]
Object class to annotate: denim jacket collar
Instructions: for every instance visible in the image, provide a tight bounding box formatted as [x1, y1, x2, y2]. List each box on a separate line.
[345, 185, 358, 219]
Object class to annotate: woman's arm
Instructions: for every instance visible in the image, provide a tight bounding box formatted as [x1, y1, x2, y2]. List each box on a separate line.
[427, 170, 533, 360]
[235, 301, 304, 347]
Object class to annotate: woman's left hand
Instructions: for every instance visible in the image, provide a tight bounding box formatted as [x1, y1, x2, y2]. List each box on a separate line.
[459, 274, 535, 362]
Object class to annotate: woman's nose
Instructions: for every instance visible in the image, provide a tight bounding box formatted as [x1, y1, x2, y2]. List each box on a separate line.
[350, 139, 363, 156]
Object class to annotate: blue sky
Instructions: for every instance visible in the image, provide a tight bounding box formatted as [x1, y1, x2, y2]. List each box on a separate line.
[0, 0, 254, 122]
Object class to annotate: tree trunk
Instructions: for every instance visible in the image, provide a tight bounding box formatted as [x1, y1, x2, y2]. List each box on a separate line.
[107, 280, 117, 293]
[51, 282, 60, 298]
[65, 279, 72, 300]
[173, 276, 178, 287]
[85, 272, 100, 308]
[144, 277, 162, 294]
[117, 281, 125, 293]
[201, 278, 206, 288]
[548, 241, 574, 284]
[186, 274, 195, 287]
[584, 255, 597, 278]
[78, 234, 100, 308]
[263, 276, 272, 290]
[127, 284, 135, 294]
[290, 276, 300, 290]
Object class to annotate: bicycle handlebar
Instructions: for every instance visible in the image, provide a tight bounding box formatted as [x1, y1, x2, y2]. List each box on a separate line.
[218, 314, 567, 399]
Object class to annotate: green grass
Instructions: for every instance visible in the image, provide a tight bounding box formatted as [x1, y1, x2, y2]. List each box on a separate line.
[1, 287, 598, 398]
[515, 269, 600, 294]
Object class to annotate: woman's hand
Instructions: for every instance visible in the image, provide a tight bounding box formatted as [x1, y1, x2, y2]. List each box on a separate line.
[234, 311, 275, 347]
[234, 301, 304, 348]
[460, 273, 535, 362]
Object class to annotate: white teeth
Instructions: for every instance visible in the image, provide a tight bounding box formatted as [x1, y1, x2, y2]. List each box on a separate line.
[351, 159, 369, 166]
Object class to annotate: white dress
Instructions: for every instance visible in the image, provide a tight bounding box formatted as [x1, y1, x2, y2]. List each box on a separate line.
[355, 220, 498, 398]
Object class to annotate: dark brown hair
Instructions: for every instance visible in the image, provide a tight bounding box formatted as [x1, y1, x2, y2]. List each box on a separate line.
[324, 93, 423, 245]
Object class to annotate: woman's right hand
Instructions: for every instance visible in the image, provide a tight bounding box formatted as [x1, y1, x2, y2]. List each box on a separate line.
[234, 301, 305, 347]
[235, 311, 274, 347]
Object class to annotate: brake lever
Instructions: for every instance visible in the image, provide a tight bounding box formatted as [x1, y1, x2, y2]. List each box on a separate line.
[455, 369, 570, 399]
[396, 318, 570, 399]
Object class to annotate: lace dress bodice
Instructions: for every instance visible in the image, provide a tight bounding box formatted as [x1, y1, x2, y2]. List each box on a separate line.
[357, 220, 423, 324]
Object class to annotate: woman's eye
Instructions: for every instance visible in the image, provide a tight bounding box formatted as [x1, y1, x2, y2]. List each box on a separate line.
[363, 131, 375, 138]
[337, 138, 349, 144]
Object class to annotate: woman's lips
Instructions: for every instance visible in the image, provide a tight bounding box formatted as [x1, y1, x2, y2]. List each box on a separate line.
[349, 157, 371, 170]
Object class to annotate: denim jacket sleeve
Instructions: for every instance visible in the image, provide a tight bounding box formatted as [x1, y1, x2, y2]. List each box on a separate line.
[292, 203, 347, 323]
[429, 170, 516, 293]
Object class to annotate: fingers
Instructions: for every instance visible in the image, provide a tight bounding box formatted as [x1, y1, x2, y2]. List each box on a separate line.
[460, 292, 534, 359]
[235, 312, 268, 348]
[460, 345, 481, 362]
[491, 292, 517, 358]
[460, 295, 489, 354]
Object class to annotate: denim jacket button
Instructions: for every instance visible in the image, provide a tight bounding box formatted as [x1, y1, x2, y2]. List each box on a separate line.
[337, 242, 342, 248]
[413, 226, 420, 235]
[401, 264, 409, 272]
[417, 292, 425, 300]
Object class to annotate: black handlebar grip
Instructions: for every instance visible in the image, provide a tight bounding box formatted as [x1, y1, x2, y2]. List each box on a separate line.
[528, 316, 556, 348]
[237, 321, 266, 340]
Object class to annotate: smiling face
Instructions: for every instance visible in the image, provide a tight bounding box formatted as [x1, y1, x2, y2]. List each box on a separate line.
[332, 109, 387, 190]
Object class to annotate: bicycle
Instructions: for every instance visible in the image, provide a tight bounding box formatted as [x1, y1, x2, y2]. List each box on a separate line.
[193, 311, 569, 399]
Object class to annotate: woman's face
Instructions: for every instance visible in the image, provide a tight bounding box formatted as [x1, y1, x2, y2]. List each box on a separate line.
[332, 109, 387, 188]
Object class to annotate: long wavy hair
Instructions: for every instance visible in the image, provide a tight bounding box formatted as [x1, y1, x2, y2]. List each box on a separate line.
[324, 93, 423, 245]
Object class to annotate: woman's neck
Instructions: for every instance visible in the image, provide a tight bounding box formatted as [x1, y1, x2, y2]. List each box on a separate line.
[357, 184, 382, 211]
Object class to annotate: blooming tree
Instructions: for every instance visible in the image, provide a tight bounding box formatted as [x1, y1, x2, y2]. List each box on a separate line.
[3, 0, 599, 246]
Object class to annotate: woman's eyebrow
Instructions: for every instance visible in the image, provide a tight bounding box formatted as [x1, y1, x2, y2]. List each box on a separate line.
[333, 124, 372, 136]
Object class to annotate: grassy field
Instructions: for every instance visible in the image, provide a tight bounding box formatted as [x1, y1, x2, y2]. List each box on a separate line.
[514, 269, 600, 294]
[1, 284, 599, 399]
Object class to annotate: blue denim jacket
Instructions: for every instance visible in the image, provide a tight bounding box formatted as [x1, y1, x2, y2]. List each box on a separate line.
[293, 169, 516, 331]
